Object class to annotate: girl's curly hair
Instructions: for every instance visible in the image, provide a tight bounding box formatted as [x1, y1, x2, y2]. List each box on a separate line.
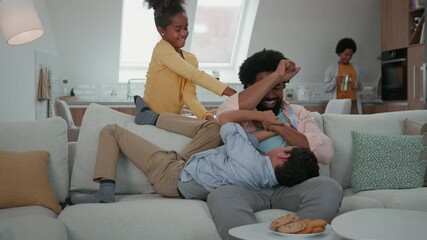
[143, 0, 186, 29]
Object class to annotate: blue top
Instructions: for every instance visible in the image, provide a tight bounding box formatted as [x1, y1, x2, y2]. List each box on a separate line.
[180, 123, 278, 191]
[257, 111, 290, 154]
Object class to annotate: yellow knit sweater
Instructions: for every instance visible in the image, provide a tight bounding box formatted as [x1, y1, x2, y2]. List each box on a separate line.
[144, 40, 228, 119]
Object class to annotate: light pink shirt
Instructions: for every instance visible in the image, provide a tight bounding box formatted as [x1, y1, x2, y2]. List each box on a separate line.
[216, 94, 333, 164]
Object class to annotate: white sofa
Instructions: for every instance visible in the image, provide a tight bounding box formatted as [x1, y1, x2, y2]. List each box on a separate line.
[1, 104, 426, 240]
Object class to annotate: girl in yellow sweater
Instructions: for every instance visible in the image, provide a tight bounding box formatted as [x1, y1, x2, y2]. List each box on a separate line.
[135, 0, 236, 124]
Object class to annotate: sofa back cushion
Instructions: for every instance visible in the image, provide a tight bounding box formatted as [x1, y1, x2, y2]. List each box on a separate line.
[0, 117, 68, 201]
[322, 110, 427, 189]
[69, 104, 192, 194]
[309, 111, 330, 177]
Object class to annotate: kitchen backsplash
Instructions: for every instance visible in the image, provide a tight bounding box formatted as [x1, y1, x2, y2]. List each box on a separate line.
[57, 81, 379, 103]
[60, 82, 245, 103]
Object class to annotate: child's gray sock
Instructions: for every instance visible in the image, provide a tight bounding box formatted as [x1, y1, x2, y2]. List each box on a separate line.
[66, 180, 115, 205]
[134, 95, 158, 125]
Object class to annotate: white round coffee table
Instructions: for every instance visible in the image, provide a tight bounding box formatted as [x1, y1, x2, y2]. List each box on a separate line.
[229, 222, 342, 240]
[331, 208, 427, 240]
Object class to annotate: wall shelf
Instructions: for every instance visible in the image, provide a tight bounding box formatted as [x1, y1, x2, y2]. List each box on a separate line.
[409, 7, 425, 45]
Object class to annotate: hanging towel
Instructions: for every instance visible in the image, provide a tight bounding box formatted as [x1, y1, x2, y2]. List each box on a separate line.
[37, 66, 50, 101]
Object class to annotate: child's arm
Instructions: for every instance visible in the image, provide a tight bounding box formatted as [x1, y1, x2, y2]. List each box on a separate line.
[217, 110, 276, 126]
[267, 123, 310, 148]
[251, 130, 277, 142]
[181, 82, 213, 120]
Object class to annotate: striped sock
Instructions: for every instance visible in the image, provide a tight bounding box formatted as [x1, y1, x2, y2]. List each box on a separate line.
[134, 95, 158, 125]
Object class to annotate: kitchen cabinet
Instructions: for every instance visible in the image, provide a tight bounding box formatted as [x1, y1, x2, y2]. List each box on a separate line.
[303, 105, 326, 114]
[362, 102, 408, 114]
[381, 0, 409, 51]
[407, 45, 426, 109]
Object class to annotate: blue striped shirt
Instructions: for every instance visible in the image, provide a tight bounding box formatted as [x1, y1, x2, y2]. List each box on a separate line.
[180, 123, 278, 191]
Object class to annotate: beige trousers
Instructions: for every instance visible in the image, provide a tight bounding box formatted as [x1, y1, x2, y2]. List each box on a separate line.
[93, 112, 222, 197]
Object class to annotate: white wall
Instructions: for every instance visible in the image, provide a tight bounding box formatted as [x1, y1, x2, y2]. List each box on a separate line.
[0, 0, 381, 122]
[0, 0, 57, 123]
[45, 0, 122, 86]
[249, 0, 381, 94]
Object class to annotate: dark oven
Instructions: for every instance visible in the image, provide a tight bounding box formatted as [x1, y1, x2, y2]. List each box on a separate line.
[381, 49, 407, 101]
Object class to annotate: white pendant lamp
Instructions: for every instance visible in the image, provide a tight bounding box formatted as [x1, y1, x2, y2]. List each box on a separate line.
[0, 0, 44, 45]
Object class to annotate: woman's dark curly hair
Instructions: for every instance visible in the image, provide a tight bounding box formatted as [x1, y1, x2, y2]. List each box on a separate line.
[238, 49, 288, 89]
[144, 0, 186, 29]
[335, 38, 357, 55]
[274, 147, 319, 187]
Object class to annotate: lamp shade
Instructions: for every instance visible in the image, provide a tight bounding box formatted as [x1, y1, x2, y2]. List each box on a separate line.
[0, 0, 44, 45]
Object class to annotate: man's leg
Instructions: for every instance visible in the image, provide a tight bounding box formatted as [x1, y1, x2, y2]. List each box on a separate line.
[156, 112, 222, 160]
[270, 176, 343, 223]
[207, 177, 343, 240]
[69, 124, 184, 205]
[207, 185, 271, 240]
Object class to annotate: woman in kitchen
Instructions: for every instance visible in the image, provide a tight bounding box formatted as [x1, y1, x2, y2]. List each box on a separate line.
[323, 37, 363, 114]
[133, 0, 236, 125]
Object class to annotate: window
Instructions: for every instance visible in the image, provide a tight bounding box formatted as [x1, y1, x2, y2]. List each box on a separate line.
[190, 0, 243, 64]
[119, 0, 259, 83]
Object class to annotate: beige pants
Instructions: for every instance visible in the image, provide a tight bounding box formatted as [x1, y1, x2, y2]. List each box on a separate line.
[93, 112, 222, 197]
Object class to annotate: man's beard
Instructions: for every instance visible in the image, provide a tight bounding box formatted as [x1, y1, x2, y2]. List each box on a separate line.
[256, 97, 283, 115]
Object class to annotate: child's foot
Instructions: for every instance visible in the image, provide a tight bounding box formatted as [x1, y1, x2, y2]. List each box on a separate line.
[134, 95, 158, 125]
[65, 180, 115, 205]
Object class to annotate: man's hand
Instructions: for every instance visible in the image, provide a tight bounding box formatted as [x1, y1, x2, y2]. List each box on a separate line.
[275, 60, 301, 84]
[259, 110, 277, 123]
[258, 120, 287, 133]
[254, 111, 277, 130]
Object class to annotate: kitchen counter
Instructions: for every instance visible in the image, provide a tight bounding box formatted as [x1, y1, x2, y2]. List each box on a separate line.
[288, 98, 386, 105]
[67, 99, 389, 108]
[66, 98, 408, 127]
[67, 100, 224, 108]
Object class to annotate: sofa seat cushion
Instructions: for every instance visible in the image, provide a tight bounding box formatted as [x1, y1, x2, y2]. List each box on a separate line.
[354, 188, 427, 212]
[59, 194, 221, 240]
[70, 104, 192, 194]
[0, 206, 57, 220]
[339, 195, 384, 215]
[340, 187, 427, 214]
[0, 215, 68, 240]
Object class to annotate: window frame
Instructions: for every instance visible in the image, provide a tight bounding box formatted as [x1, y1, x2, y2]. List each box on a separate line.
[118, 0, 259, 83]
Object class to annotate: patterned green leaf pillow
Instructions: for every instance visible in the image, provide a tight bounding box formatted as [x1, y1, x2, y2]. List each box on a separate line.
[351, 131, 425, 193]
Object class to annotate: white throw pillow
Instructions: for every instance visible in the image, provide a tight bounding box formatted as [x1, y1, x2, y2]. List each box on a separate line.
[69, 104, 192, 194]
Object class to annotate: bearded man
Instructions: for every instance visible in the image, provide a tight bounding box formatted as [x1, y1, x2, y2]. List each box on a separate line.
[207, 49, 343, 240]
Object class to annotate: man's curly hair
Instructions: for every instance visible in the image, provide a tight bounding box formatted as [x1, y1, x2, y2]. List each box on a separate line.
[144, 0, 186, 29]
[274, 147, 319, 187]
[238, 49, 288, 89]
[335, 38, 357, 55]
